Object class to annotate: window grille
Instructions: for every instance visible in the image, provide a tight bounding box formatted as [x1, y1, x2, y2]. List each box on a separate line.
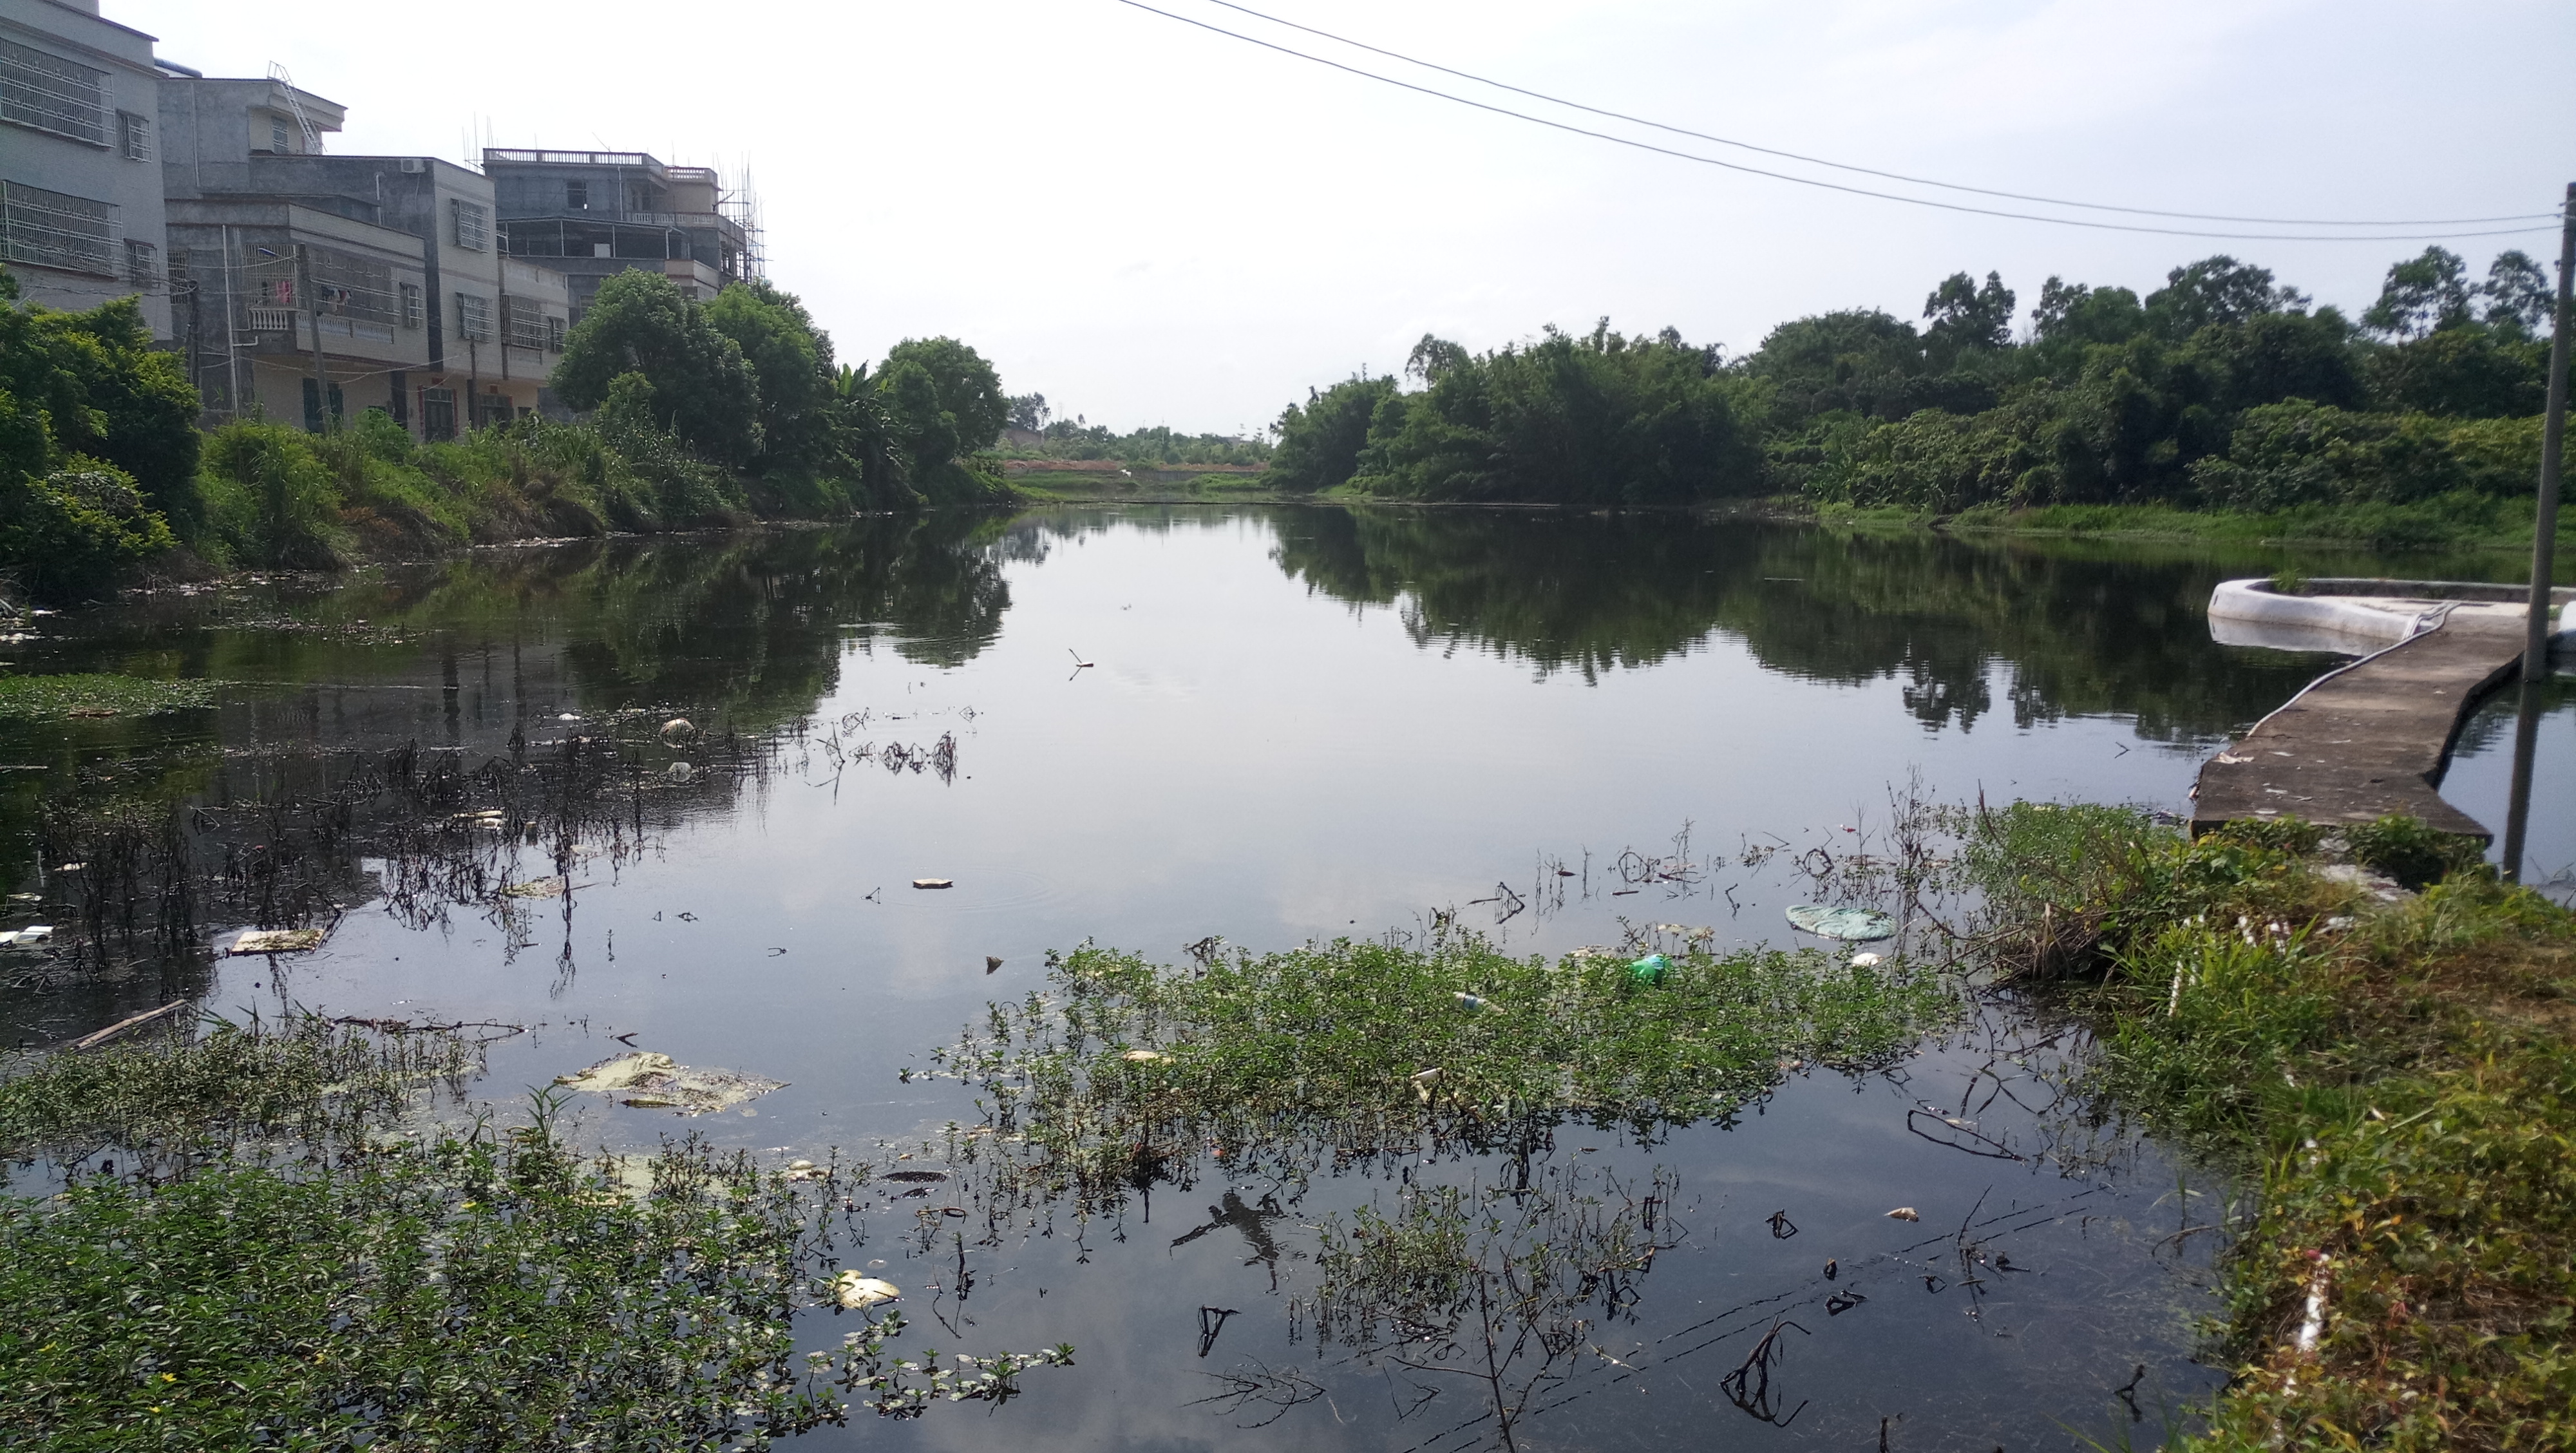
[546, 314, 566, 352]
[565, 180, 588, 209]
[0, 180, 116, 276]
[421, 386, 457, 441]
[502, 295, 548, 349]
[118, 110, 149, 160]
[400, 282, 423, 328]
[0, 39, 106, 145]
[124, 238, 154, 287]
[455, 292, 491, 341]
[451, 198, 489, 251]
[307, 245, 399, 324]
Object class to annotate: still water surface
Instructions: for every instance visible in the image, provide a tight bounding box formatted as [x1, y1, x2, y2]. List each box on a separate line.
[5, 507, 2567, 1450]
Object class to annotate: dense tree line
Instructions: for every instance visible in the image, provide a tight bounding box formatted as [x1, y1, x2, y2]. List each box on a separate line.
[0, 266, 1015, 601]
[1264, 247, 2562, 533]
[997, 394, 1272, 468]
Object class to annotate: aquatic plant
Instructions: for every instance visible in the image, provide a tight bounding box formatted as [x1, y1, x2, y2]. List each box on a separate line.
[928, 935, 1946, 1210]
[0, 672, 211, 721]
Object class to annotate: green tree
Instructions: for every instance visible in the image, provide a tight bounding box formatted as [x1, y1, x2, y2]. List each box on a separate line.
[0, 276, 200, 535]
[1265, 374, 1399, 491]
[2479, 250, 2554, 335]
[1923, 271, 2016, 358]
[2363, 327, 2547, 418]
[2144, 256, 2306, 340]
[2362, 247, 2476, 339]
[553, 271, 762, 467]
[880, 337, 1007, 455]
[703, 279, 837, 475]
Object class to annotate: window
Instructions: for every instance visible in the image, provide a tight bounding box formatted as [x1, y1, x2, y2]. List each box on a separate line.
[307, 246, 398, 324]
[118, 111, 150, 160]
[421, 387, 456, 441]
[502, 295, 547, 349]
[0, 39, 106, 145]
[565, 180, 588, 209]
[0, 180, 116, 276]
[546, 315, 566, 352]
[399, 281, 422, 328]
[270, 118, 290, 153]
[451, 199, 489, 251]
[455, 292, 491, 341]
[124, 238, 154, 287]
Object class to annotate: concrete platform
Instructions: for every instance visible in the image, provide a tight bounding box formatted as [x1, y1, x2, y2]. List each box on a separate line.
[2184, 585, 2566, 845]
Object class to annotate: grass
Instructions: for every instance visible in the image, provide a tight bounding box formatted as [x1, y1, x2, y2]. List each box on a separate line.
[0, 1018, 1074, 1447]
[0, 673, 213, 721]
[926, 935, 1947, 1205]
[1958, 804, 2576, 1449]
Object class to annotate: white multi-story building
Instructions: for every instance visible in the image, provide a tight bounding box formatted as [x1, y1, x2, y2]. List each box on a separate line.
[0, 0, 171, 336]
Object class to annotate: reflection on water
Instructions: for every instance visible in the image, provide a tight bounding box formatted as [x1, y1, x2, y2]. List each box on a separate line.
[1, 506, 2557, 1449]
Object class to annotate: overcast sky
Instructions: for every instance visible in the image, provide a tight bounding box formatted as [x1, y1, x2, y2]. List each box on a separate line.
[120, 0, 2576, 436]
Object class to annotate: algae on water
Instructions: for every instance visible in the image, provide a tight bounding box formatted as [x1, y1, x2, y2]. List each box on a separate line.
[0, 673, 214, 720]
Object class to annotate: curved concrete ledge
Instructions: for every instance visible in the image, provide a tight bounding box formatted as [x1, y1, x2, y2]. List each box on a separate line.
[2210, 578, 2574, 657]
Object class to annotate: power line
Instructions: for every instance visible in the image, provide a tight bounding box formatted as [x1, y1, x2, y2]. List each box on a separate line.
[1197, 0, 2555, 229]
[1113, 0, 2559, 243]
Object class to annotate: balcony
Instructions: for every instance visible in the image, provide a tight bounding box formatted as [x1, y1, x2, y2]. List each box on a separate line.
[246, 306, 296, 332]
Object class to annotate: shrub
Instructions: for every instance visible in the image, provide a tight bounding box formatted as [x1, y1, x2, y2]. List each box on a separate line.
[198, 422, 343, 569]
[0, 457, 176, 602]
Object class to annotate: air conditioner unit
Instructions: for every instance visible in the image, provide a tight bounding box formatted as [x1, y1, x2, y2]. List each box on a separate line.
[399, 158, 426, 174]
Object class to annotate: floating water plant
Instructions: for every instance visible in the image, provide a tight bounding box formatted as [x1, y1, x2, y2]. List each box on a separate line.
[0, 673, 214, 721]
[929, 935, 1946, 1205]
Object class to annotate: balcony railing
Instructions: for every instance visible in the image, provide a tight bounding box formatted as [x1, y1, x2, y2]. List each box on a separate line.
[245, 307, 296, 333]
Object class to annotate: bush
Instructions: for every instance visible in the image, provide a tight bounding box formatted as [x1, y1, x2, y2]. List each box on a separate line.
[0, 457, 176, 602]
[198, 422, 343, 569]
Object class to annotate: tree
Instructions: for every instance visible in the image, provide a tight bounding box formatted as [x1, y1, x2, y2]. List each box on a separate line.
[2145, 256, 2307, 339]
[704, 279, 837, 475]
[0, 280, 200, 535]
[2362, 247, 2475, 339]
[1266, 374, 1397, 491]
[1006, 393, 1050, 432]
[2479, 251, 2553, 335]
[1923, 271, 2016, 356]
[1405, 334, 1470, 384]
[2028, 278, 2146, 349]
[880, 338, 1007, 455]
[553, 271, 762, 467]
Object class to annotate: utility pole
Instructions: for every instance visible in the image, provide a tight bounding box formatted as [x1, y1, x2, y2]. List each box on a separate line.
[2501, 182, 2574, 884]
[295, 243, 331, 432]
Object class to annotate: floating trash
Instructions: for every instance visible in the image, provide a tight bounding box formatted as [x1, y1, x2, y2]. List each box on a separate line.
[666, 761, 696, 784]
[1885, 1206, 1920, 1222]
[1626, 954, 1671, 987]
[833, 1272, 901, 1310]
[661, 717, 697, 744]
[912, 877, 954, 889]
[881, 1169, 949, 1184]
[1850, 951, 1885, 968]
[6, 892, 38, 903]
[230, 927, 321, 954]
[502, 876, 569, 899]
[0, 925, 52, 947]
[1785, 905, 1898, 942]
[1121, 1049, 1172, 1064]
[1452, 991, 1495, 1012]
[986, 955, 1004, 974]
[554, 1051, 787, 1116]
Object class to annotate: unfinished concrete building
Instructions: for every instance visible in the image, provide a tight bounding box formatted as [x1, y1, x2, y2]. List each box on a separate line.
[1, 0, 173, 335]
[157, 71, 572, 437]
[481, 148, 759, 314]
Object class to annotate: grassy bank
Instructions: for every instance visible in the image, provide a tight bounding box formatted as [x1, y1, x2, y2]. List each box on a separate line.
[1964, 805, 2576, 1448]
[1797, 492, 2576, 556]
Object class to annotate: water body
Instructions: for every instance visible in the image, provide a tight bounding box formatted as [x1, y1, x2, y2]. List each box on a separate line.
[1, 508, 2563, 1450]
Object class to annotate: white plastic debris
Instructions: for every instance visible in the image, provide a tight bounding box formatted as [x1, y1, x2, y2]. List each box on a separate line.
[1850, 951, 1884, 968]
[911, 877, 953, 889]
[660, 717, 696, 744]
[833, 1272, 900, 1310]
[554, 1051, 787, 1116]
[1884, 1206, 1920, 1222]
[1121, 1049, 1171, 1063]
[230, 927, 321, 954]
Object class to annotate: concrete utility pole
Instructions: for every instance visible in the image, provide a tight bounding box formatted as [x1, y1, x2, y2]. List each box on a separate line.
[2526, 182, 2573, 681]
[295, 243, 330, 432]
[2501, 182, 2574, 884]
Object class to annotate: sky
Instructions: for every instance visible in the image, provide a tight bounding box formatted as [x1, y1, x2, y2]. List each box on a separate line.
[116, 0, 2576, 437]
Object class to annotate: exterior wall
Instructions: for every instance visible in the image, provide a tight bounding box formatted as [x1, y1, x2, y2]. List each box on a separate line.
[0, 0, 172, 335]
[156, 88, 573, 437]
[163, 198, 428, 429]
[154, 74, 343, 202]
[482, 149, 750, 315]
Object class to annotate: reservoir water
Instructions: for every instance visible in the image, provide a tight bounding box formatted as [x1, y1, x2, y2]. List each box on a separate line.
[3, 506, 2566, 1450]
